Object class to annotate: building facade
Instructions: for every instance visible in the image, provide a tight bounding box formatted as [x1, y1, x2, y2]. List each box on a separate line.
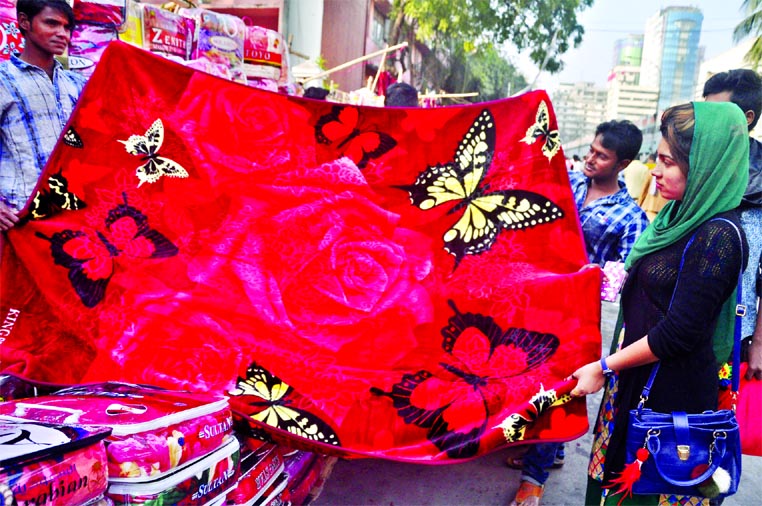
[605, 65, 658, 123]
[551, 82, 607, 148]
[641, 6, 703, 114]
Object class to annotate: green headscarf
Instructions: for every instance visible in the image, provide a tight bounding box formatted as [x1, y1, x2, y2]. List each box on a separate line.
[622, 102, 749, 363]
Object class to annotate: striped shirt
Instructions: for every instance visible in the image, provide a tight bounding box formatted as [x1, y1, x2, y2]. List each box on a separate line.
[0, 55, 87, 209]
[569, 170, 650, 266]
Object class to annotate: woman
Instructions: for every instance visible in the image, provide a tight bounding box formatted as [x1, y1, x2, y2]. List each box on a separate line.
[571, 101, 749, 506]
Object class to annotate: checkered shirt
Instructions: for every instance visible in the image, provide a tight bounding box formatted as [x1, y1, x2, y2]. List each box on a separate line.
[0, 55, 86, 209]
[568, 170, 650, 266]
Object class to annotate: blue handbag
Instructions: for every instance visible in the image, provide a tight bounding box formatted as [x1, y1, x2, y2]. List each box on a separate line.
[624, 218, 744, 499]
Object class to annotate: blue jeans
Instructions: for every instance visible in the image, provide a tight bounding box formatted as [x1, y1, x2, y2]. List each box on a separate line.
[521, 442, 565, 486]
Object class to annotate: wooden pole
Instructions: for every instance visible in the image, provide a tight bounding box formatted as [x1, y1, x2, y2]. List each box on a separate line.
[300, 41, 409, 84]
[422, 92, 479, 99]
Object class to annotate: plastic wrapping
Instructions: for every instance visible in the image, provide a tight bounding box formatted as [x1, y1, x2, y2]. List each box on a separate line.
[0, 417, 112, 506]
[225, 438, 283, 505]
[179, 8, 245, 83]
[0, 383, 233, 478]
[73, 0, 126, 27]
[141, 4, 195, 60]
[107, 437, 240, 505]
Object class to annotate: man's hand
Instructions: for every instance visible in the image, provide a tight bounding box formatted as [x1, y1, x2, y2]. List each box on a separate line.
[0, 199, 19, 231]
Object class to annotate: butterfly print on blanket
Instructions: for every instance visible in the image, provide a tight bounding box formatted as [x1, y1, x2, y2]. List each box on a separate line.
[26, 171, 87, 222]
[63, 126, 84, 148]
[520, 100, 561, 161]
[371, 300, 559, 458]
[401, 109, 564, 268]
[35, 193, 178, 307]
[314, 105, 397, 169]
[119, 118, 189, 187]
[229, 362, 341, 446]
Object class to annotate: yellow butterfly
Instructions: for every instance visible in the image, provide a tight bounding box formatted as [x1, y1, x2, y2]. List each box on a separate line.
[119, 119, 189, 187]
[229, 362, 340, 446]
[521, 100, 561, 161]
[403, 109, 564, 266]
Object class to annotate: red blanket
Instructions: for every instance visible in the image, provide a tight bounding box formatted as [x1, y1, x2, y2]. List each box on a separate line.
[0, 42, 601, 461]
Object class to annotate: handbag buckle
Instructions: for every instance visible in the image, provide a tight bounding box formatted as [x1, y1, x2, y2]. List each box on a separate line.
[677, 444, 690, 461]
[736, 304, 746, 317]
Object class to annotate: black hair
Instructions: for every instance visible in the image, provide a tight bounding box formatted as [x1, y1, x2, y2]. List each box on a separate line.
[594, 120, 643, 163]
[572, 154, 580, 161]
[384, 82, 418, 107]
[703, 69, 762, 130]
[303, 87, 329, 100]
[17, 0, 75, 37]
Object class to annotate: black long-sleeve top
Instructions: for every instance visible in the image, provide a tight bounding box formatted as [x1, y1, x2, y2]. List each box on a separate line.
[603, 210, 747, 483]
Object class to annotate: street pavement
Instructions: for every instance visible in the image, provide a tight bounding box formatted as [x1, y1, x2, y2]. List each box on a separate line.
[314, 301, 762, 505]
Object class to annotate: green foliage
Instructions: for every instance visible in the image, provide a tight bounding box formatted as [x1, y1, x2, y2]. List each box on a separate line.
[428, 45, 528, 102]
[391, 0, 593, 74]
[735, 0, 762, 69]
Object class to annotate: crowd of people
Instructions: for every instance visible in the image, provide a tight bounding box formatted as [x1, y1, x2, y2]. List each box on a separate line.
[1, 2, 760, 506]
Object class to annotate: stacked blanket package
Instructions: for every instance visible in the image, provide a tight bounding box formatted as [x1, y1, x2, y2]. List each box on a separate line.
[0, 375, 336, 505]
[0, 382, 240, 505]
[0, 417, 113, 505]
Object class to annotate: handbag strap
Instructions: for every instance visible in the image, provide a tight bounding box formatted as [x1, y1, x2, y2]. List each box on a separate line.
[638, 217, 745, 410]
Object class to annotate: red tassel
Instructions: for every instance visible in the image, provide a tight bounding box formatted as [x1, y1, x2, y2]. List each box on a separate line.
[603, 447, 650, 506]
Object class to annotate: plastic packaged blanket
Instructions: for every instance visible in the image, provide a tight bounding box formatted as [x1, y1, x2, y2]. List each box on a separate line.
[0, 416, 112, 506]
[0, 383, 233, 478]
[107, 437, 240, 505]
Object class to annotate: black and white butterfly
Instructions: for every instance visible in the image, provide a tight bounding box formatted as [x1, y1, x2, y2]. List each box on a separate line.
[63, 126, 84, 148]
[118, 119, 189, 187]
[521, 100, 561, 161]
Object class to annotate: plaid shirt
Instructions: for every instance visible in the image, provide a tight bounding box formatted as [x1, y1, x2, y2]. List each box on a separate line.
[569, 170, 649, 266]
[0, 55, 86, 209]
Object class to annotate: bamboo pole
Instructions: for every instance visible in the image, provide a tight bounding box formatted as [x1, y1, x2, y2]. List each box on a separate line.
[300, 41, 409, 84]
[422, 92, 479, 99]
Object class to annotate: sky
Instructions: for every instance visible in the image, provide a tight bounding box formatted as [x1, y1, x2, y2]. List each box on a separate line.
[515, 0, 751, 90]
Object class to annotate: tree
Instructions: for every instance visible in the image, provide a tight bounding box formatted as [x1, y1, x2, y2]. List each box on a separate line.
[389, 0, 593, 75]
[734, 0, 762, 69]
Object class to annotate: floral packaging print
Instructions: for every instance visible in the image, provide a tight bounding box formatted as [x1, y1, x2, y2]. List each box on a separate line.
[107, 437, 240, 505]
[0, 383, 233, 478]
[0, 417, 112, 506]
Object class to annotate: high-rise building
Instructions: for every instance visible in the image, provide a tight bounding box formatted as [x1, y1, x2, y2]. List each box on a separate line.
[613, 34, 644, 68]
[605, 66, 658, 123]
[551, 82, 607, 147]
[641, 6, 703, 114]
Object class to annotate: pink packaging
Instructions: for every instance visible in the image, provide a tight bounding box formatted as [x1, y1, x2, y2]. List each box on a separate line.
[0, 383, 234, 479]
[69, 23, 119, 78]
[142, 4, 195, 60]
[242, 25, 284, 82]
[179, 8, 245, 83]
[225, 438, 283, 505]
[107, 437, 240, 505]
[0, 417, 112, 506]
[73, 0, 126, 27]
[600, 261, 627, 302]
